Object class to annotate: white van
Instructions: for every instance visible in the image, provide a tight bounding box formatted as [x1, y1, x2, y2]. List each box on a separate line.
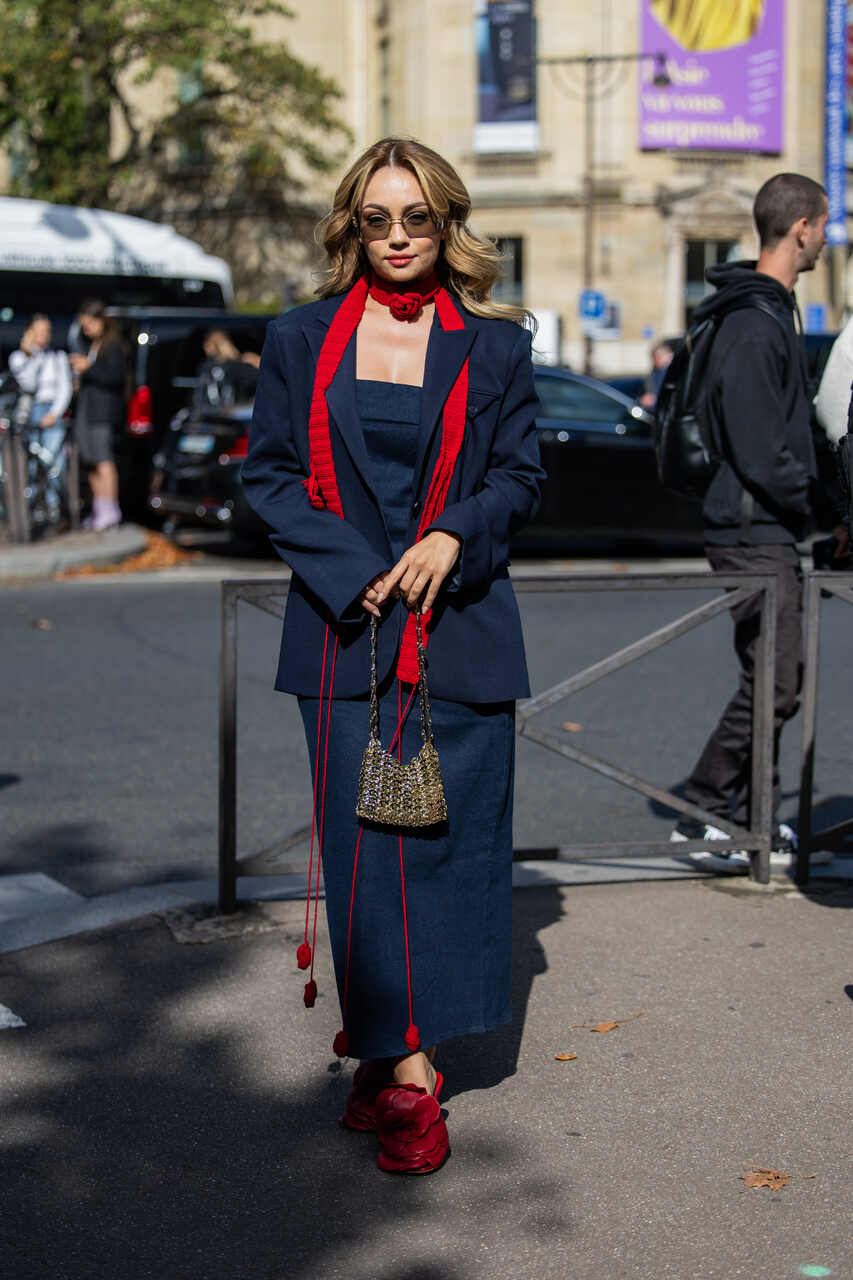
[0, 197, 233, 316]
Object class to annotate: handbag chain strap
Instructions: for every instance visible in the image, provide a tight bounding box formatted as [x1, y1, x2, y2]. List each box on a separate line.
[415, 611, 434, 747]
[368, 611, 433, 748]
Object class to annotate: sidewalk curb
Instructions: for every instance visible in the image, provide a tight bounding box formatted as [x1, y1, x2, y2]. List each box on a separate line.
[2, 857, 848, 955]
[0, 523, 148, 581]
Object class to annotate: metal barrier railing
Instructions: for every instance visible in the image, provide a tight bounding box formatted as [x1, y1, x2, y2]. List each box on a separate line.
[219, 572, 781, 911]
[796, 570, 853, 885]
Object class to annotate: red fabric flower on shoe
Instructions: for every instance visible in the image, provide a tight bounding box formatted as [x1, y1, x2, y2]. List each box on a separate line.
[375, 1081, 449, 1173]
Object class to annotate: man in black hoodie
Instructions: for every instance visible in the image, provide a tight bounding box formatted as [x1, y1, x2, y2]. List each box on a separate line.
[671, 172, 832, 873]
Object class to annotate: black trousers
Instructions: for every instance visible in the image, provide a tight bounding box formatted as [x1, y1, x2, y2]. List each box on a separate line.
[683, 543, 803, 828]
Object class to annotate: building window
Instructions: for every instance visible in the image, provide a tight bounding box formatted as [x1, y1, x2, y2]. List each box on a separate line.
[493, 236, 524, 305]
[177, 67, 208, 170]
[379, 37, 391, 136]
[685, 238, 738, 324]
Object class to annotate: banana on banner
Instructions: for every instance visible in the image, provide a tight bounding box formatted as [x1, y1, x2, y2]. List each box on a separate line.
[650, 0, 765, 51]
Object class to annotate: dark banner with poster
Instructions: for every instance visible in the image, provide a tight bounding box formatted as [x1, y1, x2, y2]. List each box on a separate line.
[475, 0, 538, 153]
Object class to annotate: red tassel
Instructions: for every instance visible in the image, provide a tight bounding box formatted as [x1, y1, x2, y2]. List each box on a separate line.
[303, 980, 317, 1008]
[302, 472, 326, 510]
[333, 1030, 350, 1058]
[404, 1023, 420, 1053]
[296, 942, 311, 970]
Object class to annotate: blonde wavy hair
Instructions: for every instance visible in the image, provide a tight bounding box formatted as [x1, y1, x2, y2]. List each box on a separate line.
[315, 137, 532, 328]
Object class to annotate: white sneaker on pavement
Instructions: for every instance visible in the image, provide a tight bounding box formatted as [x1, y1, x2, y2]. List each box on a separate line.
[769, 823, 833, 869]
[669, 823, 750, 874]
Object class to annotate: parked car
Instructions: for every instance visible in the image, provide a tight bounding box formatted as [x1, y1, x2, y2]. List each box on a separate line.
[517, 365, 704, 549]
[605, 372, 647, 402]
[149, 398, 260, 533]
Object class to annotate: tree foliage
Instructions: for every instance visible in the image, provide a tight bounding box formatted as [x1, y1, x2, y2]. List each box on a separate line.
[0, 0, 349, 235]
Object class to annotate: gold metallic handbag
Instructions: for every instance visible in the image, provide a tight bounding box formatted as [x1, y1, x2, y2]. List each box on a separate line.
[355, 612, 447, 828]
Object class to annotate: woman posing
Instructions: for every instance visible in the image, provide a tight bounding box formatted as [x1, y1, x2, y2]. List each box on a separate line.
[242, 137, 544, 1175]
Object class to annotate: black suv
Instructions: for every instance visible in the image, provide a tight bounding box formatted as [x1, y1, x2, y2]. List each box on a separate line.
[1, 308, 272, 523]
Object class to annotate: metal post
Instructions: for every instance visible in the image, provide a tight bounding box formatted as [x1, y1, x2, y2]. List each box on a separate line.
[66, 440, 81, 531]
[582, 56, 595, 376]
[796, 574, 821, 886]
[748, 579, 776, 883]
[0, 431, 12, 534]
[218, 583, 239, 913]
[8, 431, 31, 544]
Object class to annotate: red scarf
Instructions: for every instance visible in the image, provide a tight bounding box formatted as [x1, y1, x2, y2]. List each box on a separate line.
[304, 273, 469, 683]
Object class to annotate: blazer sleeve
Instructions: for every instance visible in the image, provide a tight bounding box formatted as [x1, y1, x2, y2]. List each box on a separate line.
[427, 326, 544, 591]
[241, 323, 390, 622]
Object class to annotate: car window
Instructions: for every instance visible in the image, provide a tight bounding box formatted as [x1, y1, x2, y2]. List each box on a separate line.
[535, 374, 625, 423]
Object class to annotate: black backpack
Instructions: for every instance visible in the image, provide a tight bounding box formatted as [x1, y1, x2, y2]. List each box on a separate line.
[654, 296, 783, 499]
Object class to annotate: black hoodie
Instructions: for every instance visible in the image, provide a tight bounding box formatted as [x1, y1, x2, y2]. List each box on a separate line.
[696, 260, 816, 545]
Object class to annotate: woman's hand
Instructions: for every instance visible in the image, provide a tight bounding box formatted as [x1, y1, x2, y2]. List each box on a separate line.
[358, 571, 392, 618]
[376, 531, 462, 612]
[69, 353, 90, 374]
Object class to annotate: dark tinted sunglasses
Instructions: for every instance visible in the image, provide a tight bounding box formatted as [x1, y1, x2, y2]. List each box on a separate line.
[356, 208, 442, 241]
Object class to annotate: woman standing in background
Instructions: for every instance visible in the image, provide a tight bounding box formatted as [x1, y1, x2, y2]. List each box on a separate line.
[70, 299, 126, 531]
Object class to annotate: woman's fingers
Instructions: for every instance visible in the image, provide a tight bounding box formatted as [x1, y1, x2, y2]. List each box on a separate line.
[360, 573, 389, 617]
[396, 562, 424, 603]
[374, 560, 406, 602]
[422, 575, 443, 613]
[373, 534, 461, 611]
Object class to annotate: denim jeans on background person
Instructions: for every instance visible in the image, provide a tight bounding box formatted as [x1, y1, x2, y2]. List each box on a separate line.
[29, 401, 68, 518]
[682, 543, 803, 830]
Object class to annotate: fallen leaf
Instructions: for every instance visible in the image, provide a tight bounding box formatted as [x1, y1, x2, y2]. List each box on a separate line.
[562, 721, 583, 733]
[740, 1167, 816, 1191]
[554, 1052, 578, 1061]
[32, 618, 54, 630]
[572, 1012, 644, 1033]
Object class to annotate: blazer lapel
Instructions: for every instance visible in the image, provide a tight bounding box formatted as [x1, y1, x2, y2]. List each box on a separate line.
[414, 320, 477, 491]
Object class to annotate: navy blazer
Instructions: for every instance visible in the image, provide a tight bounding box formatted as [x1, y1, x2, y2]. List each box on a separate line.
[241, 290, 545, 702]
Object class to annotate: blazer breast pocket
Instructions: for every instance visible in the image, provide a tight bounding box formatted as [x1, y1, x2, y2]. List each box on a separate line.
[466, 386, 501, 421]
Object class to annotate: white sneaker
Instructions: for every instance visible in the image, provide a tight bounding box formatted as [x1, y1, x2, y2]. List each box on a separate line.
[769, 824, 833, 869]
[670, 823, 750, 874]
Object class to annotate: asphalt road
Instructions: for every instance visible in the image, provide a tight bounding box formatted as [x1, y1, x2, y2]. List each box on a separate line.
[3, 572, 852, 897]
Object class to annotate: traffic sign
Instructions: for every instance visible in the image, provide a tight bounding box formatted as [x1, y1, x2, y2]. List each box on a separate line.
[579, 289, 606, 320]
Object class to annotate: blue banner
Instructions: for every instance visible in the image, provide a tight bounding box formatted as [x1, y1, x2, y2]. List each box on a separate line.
[825, 0, 847, 245]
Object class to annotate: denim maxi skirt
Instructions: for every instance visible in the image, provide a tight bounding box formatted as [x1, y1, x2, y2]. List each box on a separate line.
[295, 379, 516, 1059]
[298, 683, 515, 1059]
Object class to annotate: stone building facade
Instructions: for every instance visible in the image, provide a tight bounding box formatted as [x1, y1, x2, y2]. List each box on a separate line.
[284, 0, 838, 375]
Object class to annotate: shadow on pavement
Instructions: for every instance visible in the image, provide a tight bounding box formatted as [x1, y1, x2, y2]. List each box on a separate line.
[440, 886, 564, 1102]
[1, 892, 567, 1280]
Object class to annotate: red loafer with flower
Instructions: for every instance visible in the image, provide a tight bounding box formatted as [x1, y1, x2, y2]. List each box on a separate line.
[375, 1070, 449, 1174]
[340, 1060, 393, 1132]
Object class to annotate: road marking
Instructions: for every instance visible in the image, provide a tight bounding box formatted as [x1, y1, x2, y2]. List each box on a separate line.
[0, 1004, 26, 1029]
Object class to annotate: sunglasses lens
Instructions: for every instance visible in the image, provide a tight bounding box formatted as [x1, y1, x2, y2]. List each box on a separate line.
[359, 211, 438, 240]
[406, 212, 437, 236]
